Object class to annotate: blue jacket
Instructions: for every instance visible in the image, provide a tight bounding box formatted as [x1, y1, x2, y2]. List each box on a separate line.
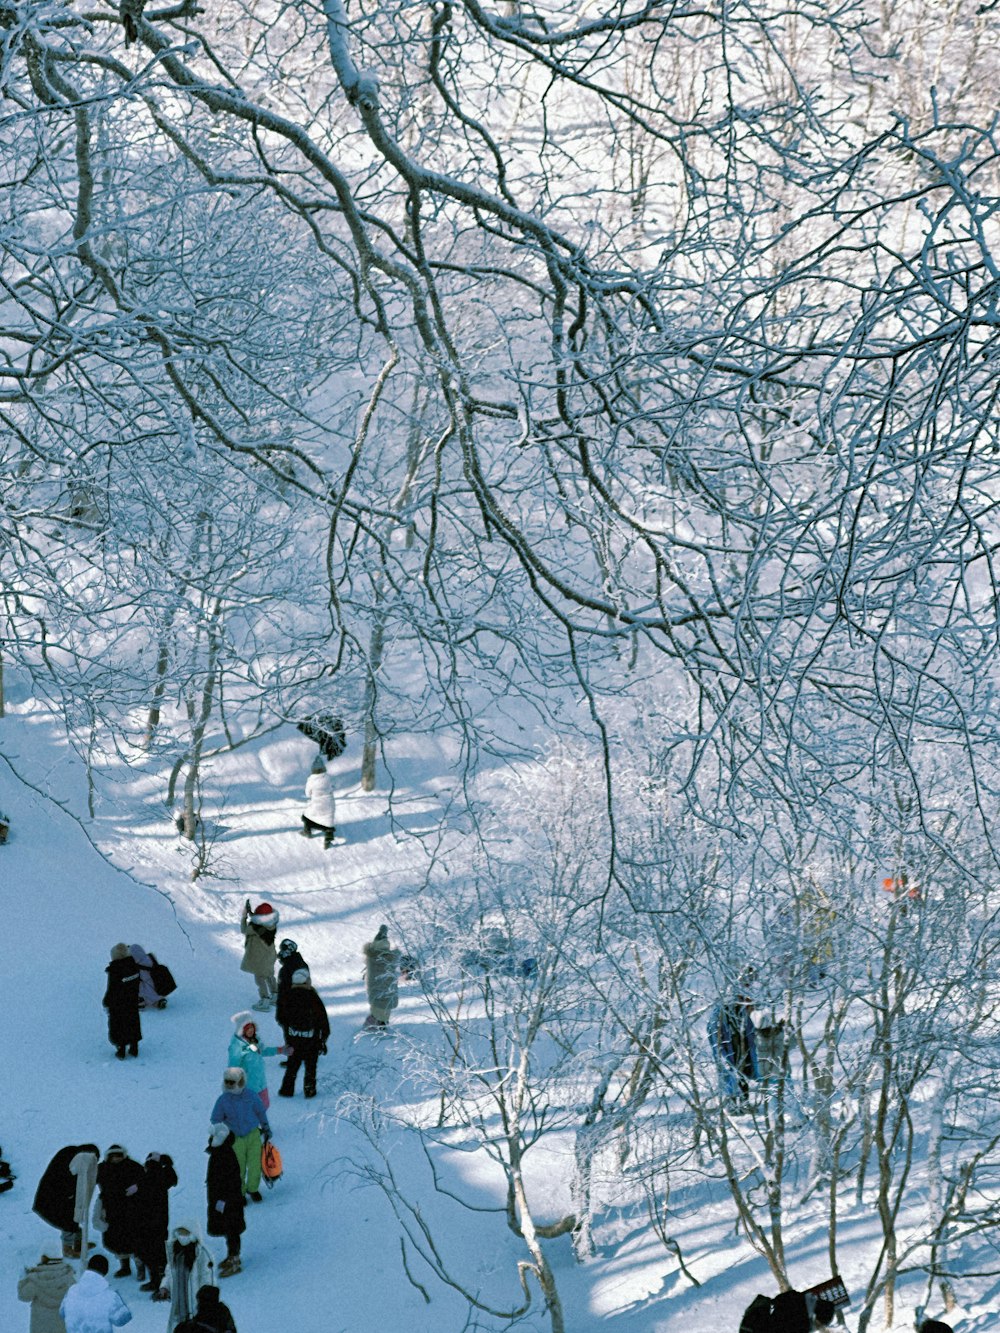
[210, 1089, 270, 1139]
[227, 1034, 279, 1095]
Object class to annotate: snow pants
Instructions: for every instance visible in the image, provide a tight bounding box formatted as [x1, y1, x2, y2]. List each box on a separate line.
[232, 1129, 262, 1194]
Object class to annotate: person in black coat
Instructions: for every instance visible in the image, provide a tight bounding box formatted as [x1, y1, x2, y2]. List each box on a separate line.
[135, 1152, 177, 1297]
[33, 1144, 100, 1253]
[175, 1284, 238, 1333]
[96, 1145, 145, 1277]
[205, 1127, 245, 1279]
[103, 943, 141, 1059]
[274, 939, 307, 1038]
[277, 968, 330, 1099]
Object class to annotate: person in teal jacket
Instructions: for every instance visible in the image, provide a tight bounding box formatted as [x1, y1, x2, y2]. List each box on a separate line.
[227, 1013, 287, 1110]
[209, 1068, 271, 1202]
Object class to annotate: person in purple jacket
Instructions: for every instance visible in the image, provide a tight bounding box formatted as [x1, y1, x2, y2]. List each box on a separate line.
[209, 1068, 271, 1203]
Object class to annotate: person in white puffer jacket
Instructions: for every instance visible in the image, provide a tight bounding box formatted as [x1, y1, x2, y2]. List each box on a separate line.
[59, 1255, 131, 1333]
[301, 754, 337, 848]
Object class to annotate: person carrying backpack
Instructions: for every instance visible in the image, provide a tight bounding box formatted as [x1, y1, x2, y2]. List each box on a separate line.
[739, 1289, 835, 1333]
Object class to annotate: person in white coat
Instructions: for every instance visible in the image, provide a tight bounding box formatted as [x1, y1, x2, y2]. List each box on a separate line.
[165, 1221, 214, 1333]
[59, 1255, 131, 1333]
[301, 755, 337, 848]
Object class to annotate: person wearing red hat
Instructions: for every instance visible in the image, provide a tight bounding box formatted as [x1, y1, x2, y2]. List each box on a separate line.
[240, 900, 279, 1012]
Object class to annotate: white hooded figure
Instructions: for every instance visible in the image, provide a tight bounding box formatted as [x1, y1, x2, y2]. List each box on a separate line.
[301, 755, 336, 846]
[165, 1221, 213, 1333]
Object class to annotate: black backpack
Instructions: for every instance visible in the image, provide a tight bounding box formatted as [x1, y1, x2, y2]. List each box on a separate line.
[739, 1294, 774, 1333]
[148, 954, 177, 997]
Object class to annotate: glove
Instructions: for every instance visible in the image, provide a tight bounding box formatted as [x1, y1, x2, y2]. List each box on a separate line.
[215, 1200, 226, 1213]
[262, 1129, 272, 1143]
[280, 1045, 292, 1055]
[125, 1184, 138, 1196]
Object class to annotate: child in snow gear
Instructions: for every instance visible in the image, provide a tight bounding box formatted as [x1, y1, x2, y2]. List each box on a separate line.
[96, 1145, 144, 1278]
[210, 1068, 271, 1201]
[174, 1284, 237, 1333]
[18, 1245, 77, 1333]
[104, 944, 141, 1058]
[708, 989, 759, 1108]
[227, 1013, 288, 1109]
[60, 1255, 131, 1333]
[134, 1152, 177, 1298]
[240, 901, 278, 1010]
[277, 969, 330, 1098]
[128, 945, 174, 1009]
[301, 754, 337, 848]
[166, 1222, 214, 1330]
[363, 924, 400, 1029]
[205, 1127, 245, 1280]
[33, 1144, 100, 1259]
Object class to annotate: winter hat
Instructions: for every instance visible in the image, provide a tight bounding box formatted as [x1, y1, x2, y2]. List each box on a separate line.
[222, 1066, 246, 1091]
[208, 1123, 231, 1148]
[291, 967, 311, 985]
[279, 938, 299, 958]
[110, 943, 130, 961]
[252, 902, 279, 926]
[231, 1010, 256, 1037]
[375, 923, 389, 941]
[105, 1144, 127, 1159]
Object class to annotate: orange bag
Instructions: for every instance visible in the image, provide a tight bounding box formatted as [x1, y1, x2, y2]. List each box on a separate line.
[261, 1140, 283, 1187]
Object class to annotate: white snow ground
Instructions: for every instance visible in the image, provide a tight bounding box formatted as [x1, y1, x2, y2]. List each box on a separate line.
[1, 692, 995, 1333]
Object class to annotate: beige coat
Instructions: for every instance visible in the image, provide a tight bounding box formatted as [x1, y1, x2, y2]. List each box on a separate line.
[18, 1259, 75, 1333]
[364, 937, 400, 1022]
[240, 908, 277, 976]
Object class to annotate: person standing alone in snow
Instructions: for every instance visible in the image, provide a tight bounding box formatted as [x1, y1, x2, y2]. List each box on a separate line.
[210, 1068, 271, 1202]
[277, 968, 329, 1099]
[227, 1013, 287, 1110]
[301, 754, 337, 848]
[59, 1255, 131, 1333]
[363, 924, 400, 1030]
[104, 944, 141, 1059]
[240, 901, 278, 1011]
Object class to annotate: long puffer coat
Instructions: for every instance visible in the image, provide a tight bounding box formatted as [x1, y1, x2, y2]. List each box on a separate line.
[96, 1153, 145, 1257]
[303, 770, 336, 828]
[205, 1140, 245, 1242]
[103, 956, 142, 1048]
[135, 1154, 178, 1277]
[17, 1257, 76, 1333]
[364, 936, 400, 1023]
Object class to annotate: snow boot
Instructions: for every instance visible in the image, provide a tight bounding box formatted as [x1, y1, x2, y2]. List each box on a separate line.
[152, 1288, 169, 1302]
[128, 1043, 139, 1057]
[219, 1256, 242, 1278]
[115, 1045, 126, 1060]
[252, 998, 270, 1012]
[248, 1190, 263, 1203]
[114, 1258, 131, 1278]
[62, 1235, 81, 1260]
[135, 1262, 147, 1282]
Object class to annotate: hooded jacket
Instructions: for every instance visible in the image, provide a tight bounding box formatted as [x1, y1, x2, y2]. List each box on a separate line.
[227, 1023, 280, 1095]
[364, 935, 400, 1021]
[59, 1269, 131, 1333]
[209, 1087, 270, 1139]
[18, 1257, 77, 1333]
[166, 1224, 213, 1333]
